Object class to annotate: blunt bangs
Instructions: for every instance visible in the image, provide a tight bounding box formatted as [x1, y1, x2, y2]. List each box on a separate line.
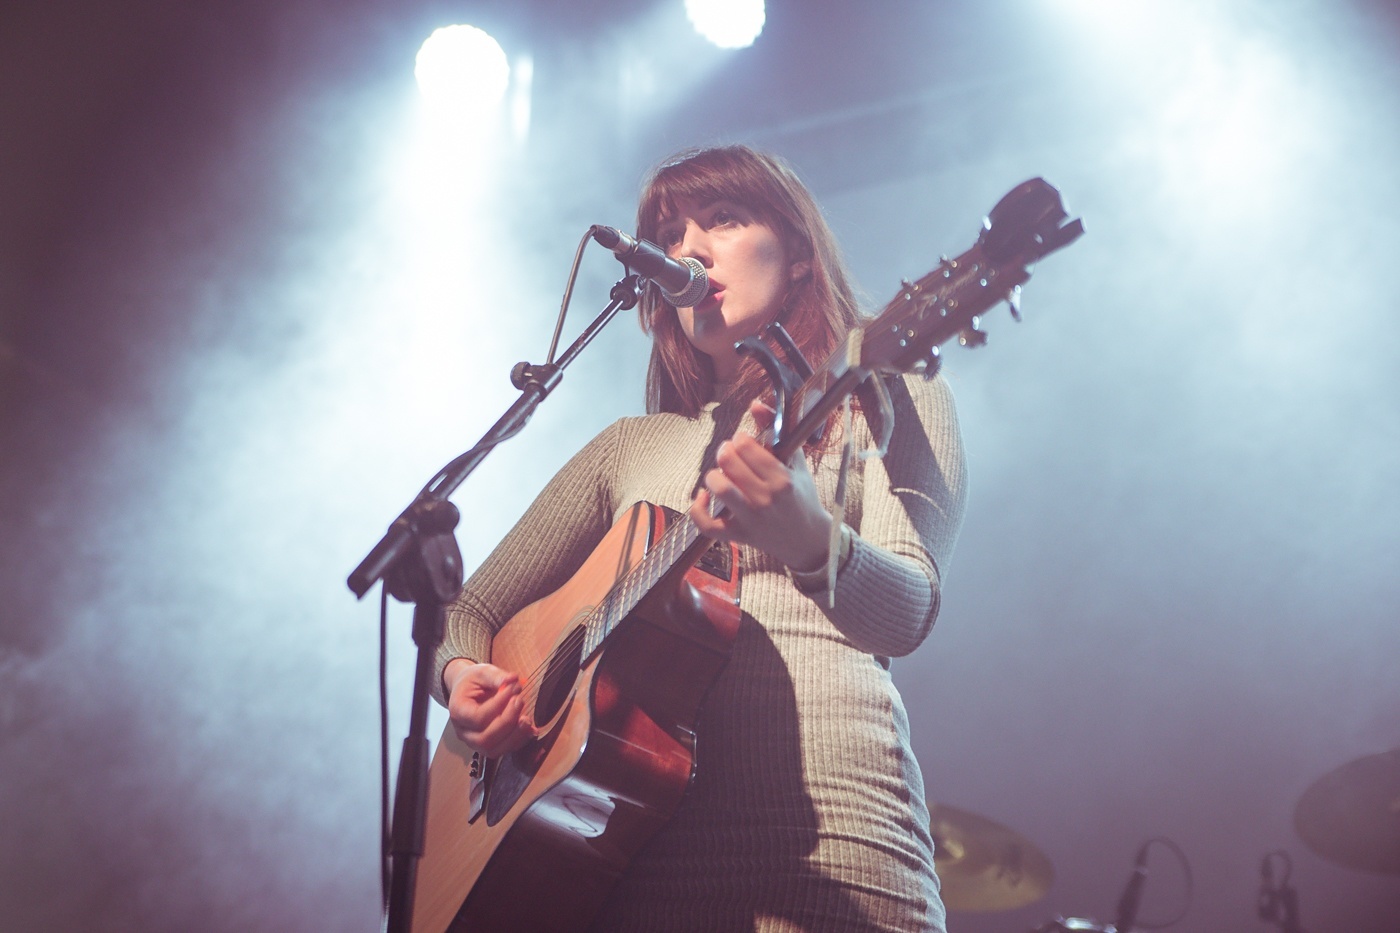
[637, 148, 800, 247]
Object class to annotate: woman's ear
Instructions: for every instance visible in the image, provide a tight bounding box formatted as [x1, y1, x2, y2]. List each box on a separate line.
[789, 259, 812, 282]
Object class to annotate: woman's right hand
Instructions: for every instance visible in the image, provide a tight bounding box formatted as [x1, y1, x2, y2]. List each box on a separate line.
[443, 659, 535, 758]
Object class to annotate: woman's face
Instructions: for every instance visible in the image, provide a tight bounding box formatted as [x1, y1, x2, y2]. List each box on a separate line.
[656, 196, 807, 382]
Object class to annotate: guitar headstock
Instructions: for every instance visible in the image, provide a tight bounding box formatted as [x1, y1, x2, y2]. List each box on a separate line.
[861, 177, 1084, 375]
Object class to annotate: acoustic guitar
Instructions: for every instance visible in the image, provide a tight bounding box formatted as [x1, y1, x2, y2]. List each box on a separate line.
[410, 178, 1084, 933]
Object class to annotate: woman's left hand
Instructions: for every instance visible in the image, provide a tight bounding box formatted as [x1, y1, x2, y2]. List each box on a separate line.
[689, 399, 833, 571]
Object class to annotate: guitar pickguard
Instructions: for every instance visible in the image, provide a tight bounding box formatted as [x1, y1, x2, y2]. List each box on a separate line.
[484, 708, 567, 826]
[483, 622, 589, 825]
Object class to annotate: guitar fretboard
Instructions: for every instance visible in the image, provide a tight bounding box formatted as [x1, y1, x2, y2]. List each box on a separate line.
[580, 512, 705, 660]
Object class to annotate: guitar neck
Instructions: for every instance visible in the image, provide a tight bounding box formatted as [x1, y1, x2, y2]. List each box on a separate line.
[581, 513, 708, 659]
[773, 357, 870, 464]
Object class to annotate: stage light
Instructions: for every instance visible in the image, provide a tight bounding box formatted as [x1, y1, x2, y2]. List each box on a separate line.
[684, 0, 765, 49]
[414, 25, 510, 116]
[510, 55, 533, 145]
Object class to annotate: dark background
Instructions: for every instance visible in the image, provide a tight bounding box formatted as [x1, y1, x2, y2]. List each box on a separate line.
[3, 0, 1398, 930]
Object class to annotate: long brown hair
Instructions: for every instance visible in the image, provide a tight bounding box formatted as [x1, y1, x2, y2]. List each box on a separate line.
[635, 145, 862, 419]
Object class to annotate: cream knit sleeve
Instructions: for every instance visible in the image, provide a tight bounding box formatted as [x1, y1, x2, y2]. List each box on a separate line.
[430, 419, 622, 704]
[807, 373, 968, 658]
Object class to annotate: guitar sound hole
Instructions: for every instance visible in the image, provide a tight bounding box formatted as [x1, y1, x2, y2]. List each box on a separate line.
[535, 626, 586, 728]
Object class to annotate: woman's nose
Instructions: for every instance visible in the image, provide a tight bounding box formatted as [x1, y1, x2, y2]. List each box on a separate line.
[676, 225, 712, 266]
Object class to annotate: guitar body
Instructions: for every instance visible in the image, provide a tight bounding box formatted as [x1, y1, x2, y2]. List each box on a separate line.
[412, 501, 742, 933]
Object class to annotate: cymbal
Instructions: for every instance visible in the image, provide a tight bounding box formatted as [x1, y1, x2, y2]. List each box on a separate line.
[928, 803, 1054, 911]
[1294, 748, 1400, 874]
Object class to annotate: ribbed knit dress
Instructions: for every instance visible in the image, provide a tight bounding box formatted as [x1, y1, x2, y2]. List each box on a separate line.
[431, 372, 967, 933]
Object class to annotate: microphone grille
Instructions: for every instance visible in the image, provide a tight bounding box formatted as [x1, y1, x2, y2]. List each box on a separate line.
[661, 257, 709, 308]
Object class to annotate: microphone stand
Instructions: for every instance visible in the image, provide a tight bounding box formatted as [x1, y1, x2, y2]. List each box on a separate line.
[349, 274, 643, 933]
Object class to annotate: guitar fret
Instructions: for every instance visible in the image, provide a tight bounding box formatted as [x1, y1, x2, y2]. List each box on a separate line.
[582, 511, 709, 664]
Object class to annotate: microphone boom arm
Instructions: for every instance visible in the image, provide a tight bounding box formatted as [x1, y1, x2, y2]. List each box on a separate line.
[347, 272, 643, 598]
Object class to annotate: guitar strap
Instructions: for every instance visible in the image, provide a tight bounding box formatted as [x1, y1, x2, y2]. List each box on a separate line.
[817, 329, 894, 607]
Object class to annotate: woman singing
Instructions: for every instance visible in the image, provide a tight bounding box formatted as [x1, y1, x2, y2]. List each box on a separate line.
[431, 144, 968, 932]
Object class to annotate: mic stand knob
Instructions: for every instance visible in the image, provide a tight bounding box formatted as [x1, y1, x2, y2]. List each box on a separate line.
[511, 361, 560, 391]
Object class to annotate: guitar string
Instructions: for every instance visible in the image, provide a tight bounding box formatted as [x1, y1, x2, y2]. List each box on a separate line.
[512, 510, 699, 717]
[515, 516, 689, 716]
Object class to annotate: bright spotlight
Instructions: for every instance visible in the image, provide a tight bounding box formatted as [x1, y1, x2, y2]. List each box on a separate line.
[685, 0, 765, 49]
[415, 25, 510, 116]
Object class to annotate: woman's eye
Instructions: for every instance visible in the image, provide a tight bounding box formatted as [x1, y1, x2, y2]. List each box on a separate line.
[711, 209, 735, 227]
[659, 229, 682, 248]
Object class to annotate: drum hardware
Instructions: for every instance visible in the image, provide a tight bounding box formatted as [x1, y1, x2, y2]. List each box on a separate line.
[928, 802, 1055, 912]
[1025, 836, 1192, 933]
[1257, 849, 1305, 933]
[1294, 748, 1400, 875]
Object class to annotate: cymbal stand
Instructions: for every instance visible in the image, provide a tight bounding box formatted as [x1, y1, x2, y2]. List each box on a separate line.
[1258, 850, 1306, 933]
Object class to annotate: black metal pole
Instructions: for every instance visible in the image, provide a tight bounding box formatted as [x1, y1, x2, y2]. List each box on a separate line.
[385, 602, 446, 933]
[365, 275, 642, 933]
[348, 275, 642, 600]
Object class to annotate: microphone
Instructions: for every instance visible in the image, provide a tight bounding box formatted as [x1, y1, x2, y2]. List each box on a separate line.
[1113, 843, 1150, 932]
[590, 225, 709, 307]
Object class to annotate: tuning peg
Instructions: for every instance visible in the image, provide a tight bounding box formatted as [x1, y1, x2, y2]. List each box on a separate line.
[959, 316, 988, 348]
[1006, 285, 1022, 322]
[918, 345, 943, 379]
